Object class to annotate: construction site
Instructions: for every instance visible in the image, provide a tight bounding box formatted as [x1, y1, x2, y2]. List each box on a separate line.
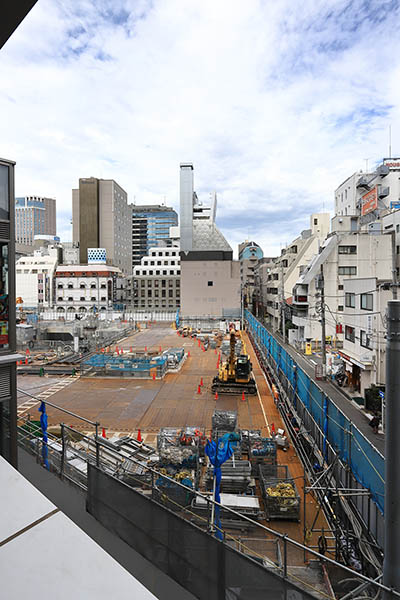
[16, 316, 386, 600]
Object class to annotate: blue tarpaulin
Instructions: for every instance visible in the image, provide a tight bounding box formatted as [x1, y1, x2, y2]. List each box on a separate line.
[38, 401, 49, 470]
[205, 435, 233, 539]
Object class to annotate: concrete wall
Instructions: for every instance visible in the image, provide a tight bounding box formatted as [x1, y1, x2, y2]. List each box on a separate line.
[181, 258, 240, 317]
[72, 189, 79, 243]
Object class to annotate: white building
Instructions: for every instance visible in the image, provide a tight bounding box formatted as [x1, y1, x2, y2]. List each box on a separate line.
[292, 222, 393, 348]
[340, 278, 391, 396]
[15, 248, 59, 309]
[131, 246, 180, 311]
[54, 264, 123, 315]
[15, 196, 56, 245]
[262, 214, 330, 331]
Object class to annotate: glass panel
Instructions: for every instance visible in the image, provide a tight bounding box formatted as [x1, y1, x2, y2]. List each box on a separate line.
[0, 165, 9, 221]
[0, 244, 9, 349]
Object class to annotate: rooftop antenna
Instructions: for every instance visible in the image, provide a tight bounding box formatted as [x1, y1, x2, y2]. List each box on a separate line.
[364, 158, 370, 173]
[389, 124, 392, 158]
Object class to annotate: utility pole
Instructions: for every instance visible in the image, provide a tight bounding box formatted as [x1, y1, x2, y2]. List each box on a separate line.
[316, 264, 326, 376]
[384, 300, 400, 598]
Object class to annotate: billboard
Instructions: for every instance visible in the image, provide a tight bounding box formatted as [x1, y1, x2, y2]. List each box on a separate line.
[383, 158, 400, 169]
[361, 187, 378, 216]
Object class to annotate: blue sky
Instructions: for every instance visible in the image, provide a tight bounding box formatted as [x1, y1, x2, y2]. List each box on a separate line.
[1, 0, 400, 256]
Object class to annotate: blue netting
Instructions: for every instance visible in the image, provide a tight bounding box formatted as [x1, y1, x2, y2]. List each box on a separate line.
[245, 310, 384, 514]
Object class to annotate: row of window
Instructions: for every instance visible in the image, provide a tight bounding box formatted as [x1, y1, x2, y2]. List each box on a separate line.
[338, 266, 357, 276]
[135, 270, 180, 276]
[345, 325, 372, 349]
[137, 279, 180, 288]
[345, 292, 373, 310]
[58, 283, 107, 289]
[58, 297, 108, 302]
[141, 290, 179, 298]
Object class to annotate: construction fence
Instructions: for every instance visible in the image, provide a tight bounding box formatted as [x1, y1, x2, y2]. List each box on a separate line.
[245, 310, 385, 547]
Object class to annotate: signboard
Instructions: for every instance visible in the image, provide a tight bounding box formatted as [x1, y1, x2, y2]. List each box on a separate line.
[383, 158, 400, 169]
[390, 201, 400, 210]
[361, 187, 378, 216]
[305, 343, 312, 355]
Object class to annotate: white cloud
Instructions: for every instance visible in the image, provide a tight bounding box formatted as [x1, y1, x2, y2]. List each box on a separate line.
[1, 0, 400, 255]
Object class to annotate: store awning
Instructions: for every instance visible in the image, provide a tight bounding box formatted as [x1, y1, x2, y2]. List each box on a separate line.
[338, 350, 372, 370]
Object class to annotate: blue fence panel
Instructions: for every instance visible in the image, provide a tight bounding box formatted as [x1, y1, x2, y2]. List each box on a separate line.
[245, 310, 384, 515]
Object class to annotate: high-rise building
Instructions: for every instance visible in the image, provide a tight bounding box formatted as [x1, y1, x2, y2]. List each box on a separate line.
[72, 178, 131, 275]
[15, 196, 56, 245]
[0, 158, 18, 468]
[131, 205, 178, 268]
[178, 163, 240, 319]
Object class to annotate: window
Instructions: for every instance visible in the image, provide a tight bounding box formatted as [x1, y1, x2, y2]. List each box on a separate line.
[338, 245, 357, 254]
[90, 283, 96, 289]
[68, 283, 73, 289]
[360, 293, 373, 311]
[101, 297, 106, 301]
[345, 293, 355, 308]
[345, 325, 355, 342]
[337, 305, 344, 312]
[101, 284, 106, 289]
[169, 289, 173, 298]
[397, 224, 400, 233]
[397, 246, 400, 255]
[91, 296, 96, 301]
[57, 284, 63, 289]
[162, 290, 166, 298]
[162, 280, 166, 288]
[338, 266, 357, 276]
[0, 165, 10, 220]
[58, 296, 63, 301]
[314, 218, 318, 225]
[360, 330, 372, 349]
[208, 281, 213, 286]
[68, 297, 73, 302]
[80, 284, 85, 289]
[80, 296, 85, 301]
[338, 285, 344, 290]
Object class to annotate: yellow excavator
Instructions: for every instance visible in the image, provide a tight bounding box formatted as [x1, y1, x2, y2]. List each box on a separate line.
[211, 328, 257, 395]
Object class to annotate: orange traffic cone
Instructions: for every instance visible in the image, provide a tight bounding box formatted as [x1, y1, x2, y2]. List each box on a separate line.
[159, 346, 162, 353]
[26, 348, 30, 355]
[197, 385, 201, 394]
[152, 372, 156, 381]
[215, 391, 219, 400]
[200, 377, 203, 386]
[241, 391, 245, 402]
[145, 346, 147, 352]
[25, 357, 28, 365]
[102, 427, 106, 438]
[214, 349, 217, 355]
[137, 429, 142, 442]
[130, 347, 133, 353]
[270, 422, 276, 434]
[188, 351, 191, 357]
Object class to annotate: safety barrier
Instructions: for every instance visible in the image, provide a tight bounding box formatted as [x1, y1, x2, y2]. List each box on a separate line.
[245, 311, 384, 517]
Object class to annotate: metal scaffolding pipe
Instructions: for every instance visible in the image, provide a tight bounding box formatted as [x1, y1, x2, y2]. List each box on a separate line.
[384, 300, 400, 597]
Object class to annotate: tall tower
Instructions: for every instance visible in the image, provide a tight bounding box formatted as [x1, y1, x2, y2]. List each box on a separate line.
[179, 163, 194, 252]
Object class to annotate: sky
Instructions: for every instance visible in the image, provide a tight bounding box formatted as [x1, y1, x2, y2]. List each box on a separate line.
[1, 0, 400, 257]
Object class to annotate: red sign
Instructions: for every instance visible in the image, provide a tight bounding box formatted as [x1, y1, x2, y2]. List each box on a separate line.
[361, 187, 378, 216]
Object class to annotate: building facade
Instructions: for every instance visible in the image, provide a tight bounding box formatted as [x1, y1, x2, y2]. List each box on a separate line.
[131, 205, 178, 269]
[178, 163, 240, 318]
[54, 265, 124, 315]
[238, 240, 264, 311]
[15, 247, 59, 309]
[15, 196, 56, 245]
[131, 246, 180, 311]
[261, 214, 330, 332]
[72, 178, 131, 275]
[0, 158, 18, 467]
[340, 277, 391, 395]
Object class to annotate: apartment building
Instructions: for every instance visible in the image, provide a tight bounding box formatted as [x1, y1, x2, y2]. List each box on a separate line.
[131, 205, 178, 268]
[72, 178, 131, 275]
[292, 219, 393, 347]
[262, 213, 330, 331]
[15, 196, 56, 245]
[340, 277, 391, 395]
[131, 246, 180, 311]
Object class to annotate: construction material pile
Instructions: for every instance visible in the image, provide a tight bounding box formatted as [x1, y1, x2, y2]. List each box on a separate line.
[249, 437, 277, 475]
[205, 459, 252, 494]
[157, 427, 205, 467]
[212, 410, 237, 432]
[259, 464, 300, 521]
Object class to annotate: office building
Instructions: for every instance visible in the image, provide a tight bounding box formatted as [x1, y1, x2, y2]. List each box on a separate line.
[15, 247, 59, 309]
[131, 205, 178, 268]
[238, 240, 264, 310]
[15, 196, 56, 245]
[0, 158, 18, 467]
[131, 246, 180, 311]
[72, 178, 131, 275]
[179, 163, 240, 318]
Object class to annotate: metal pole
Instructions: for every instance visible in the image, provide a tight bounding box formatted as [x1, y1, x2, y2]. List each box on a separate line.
[320, 264, 326, 377]
[384, 300, 400, 598]
[60, 423, 65, 479]
[95, 422, 100, 467]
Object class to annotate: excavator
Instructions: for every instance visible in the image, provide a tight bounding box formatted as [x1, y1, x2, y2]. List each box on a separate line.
[211, 328, 257, 395]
